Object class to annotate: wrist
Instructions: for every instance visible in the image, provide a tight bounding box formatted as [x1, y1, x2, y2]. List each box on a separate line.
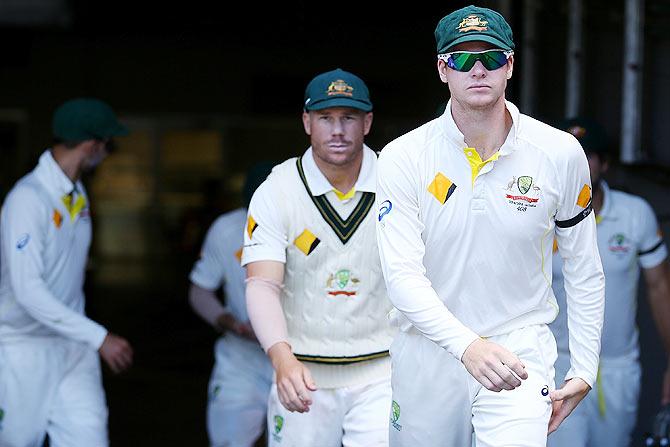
[267, 341, 293, 368]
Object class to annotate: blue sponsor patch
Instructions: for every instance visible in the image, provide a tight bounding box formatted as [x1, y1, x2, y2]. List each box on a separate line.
[16, 234, 30, 250]
[378, 200, 392, 222]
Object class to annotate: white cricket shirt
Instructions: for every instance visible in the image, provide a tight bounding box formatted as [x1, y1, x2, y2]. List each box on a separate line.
[551, 181, 668, 362]
[0, 150, 107, 349]
[190, 207, 249, 323]
[376, 100, 605, 387]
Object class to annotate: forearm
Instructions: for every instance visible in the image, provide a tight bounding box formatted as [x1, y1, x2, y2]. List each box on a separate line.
[646, 263, 670, 355]
[14, 278, 108, 349]
[188, 283, 227, 329]
[245, 269, 288, 352]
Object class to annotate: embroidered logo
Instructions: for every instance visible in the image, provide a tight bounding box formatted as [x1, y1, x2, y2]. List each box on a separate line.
[391, 400, 402, 431]
[327, 79, 354, 97]
[608, 233, 631, 255]
[504, 175, 541, 212]
[272, 415, 284, 442]
[378, 200, 392, 222]
[566, 125, 587, 139]
[576, 184, 591, 208]
[294, 229, 320, 256]
[457, 15, 489, 33]
[246, 216, 258, 239]
[428, 173, 457, 204]
[53, 210, 63, 229]
[16, 234, 30, 250]
[326, 269, 360, 297]
[541, 385, 549, 397]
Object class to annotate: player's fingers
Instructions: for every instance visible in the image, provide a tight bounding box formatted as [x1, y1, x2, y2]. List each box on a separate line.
[277, 381, 302, 412]
[490, 362, 521, 390]
[547, 400, 564, 434]
[288, 375, 311, 412]
[478, 373, 501, 392]
[498, 351, 527, 380]
[303, 366, 317, 391]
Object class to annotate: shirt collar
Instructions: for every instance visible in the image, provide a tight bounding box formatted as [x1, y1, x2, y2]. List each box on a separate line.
[301, 145, 376, 196]
[440, 99, 520, 155]
[34, 149, 80, 196]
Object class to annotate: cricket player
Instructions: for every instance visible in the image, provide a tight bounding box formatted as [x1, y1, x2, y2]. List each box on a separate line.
[548, 117, 670, 447]
[189, 162, 275, 447]
[242, 68, 395, 446]
[0, 98, 133, 447]
[375, 6, 605, 446]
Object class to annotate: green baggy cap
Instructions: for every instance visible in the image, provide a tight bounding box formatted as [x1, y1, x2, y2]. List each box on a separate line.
[52, 98, 129, 141]
[303, 68, 373, 112]
[435, 5, 515, 54]
[561, 117, 610, 157]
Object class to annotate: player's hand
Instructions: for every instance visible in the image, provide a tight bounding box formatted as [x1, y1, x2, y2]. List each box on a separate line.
[662, 359, 670, 405]
[548, 377, 590, 433]
[267, 342, 317, 413]
[461, 338, 527, 392]
[234, 322, 258, 342]
[98, 333, 134, 374]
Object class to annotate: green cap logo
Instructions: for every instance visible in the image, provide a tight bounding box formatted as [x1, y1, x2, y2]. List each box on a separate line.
[274, 415, 284, 434]
[391, 400, 400, 423]
[517, 176, 533, 195]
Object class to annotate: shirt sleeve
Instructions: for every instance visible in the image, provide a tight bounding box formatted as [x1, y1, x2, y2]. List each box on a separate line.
[241, 176, 288, 266]
[1, 186, 108, 349]
[375, 145, 480, 361]
[189, 217, 227, 291]
[554, 139, 605, 388]
[633, 197, 668, 269]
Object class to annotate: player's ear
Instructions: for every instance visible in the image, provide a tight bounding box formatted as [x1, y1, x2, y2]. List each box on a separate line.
[437, 60, 449, 83]
[302, 111, 311, 136]
[506, 56, 514, 79]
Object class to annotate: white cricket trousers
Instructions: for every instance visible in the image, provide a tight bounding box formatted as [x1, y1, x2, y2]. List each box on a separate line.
[0, 338, 108, 447]
[389, 324, 557, 447]
[206, 334, 273, 447]
[547, 352, 640, 447]
[267, 375, 391, 447]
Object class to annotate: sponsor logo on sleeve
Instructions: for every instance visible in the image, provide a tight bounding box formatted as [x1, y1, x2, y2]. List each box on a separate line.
[378, 200, 392, 222]
[16, 234, 30, 250]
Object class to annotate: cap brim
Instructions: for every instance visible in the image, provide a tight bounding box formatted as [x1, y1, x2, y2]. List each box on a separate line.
[305, 97, 372, 112]
[106, 122, 129, 138]
[440, 34, 513, 53]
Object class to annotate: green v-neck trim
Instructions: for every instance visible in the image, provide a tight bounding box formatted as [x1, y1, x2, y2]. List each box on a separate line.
[296, 158, 374, 245]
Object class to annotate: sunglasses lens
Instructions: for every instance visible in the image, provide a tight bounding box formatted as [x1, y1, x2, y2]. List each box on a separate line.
[447, 51, 508, 72]
[448, 53, 477, 71]
[480, 51, 508, 70]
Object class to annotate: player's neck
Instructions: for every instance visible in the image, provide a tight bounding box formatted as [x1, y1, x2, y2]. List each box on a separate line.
[314, 152, 363, 194]
[451, 97, 511, 160]
[592, 182, 604, 215]
[51, 145, 83, 183]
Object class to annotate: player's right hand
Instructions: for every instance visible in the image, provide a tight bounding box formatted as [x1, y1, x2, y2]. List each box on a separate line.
[268, 342, 317, 413]
[98, 333, 134, 374]
[461, 338, 527, 392]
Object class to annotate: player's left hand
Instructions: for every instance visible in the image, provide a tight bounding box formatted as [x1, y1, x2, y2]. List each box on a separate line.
[234, 322, 258, 342]
[548, 377, 590, 434]
[661, 359, 670, 405]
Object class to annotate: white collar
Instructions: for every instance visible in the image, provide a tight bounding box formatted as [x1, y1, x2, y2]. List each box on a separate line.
[441, 99, 520, 156]
[34, 149, 80, 195]
[300, 145, 376, 196]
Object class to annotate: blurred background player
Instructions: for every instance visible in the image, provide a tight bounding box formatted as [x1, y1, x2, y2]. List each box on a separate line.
[0, 98, 134, 447]
[548, 117, 670, 447]
[243, 68, 395, 446]
[188, 161, 275, 447]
